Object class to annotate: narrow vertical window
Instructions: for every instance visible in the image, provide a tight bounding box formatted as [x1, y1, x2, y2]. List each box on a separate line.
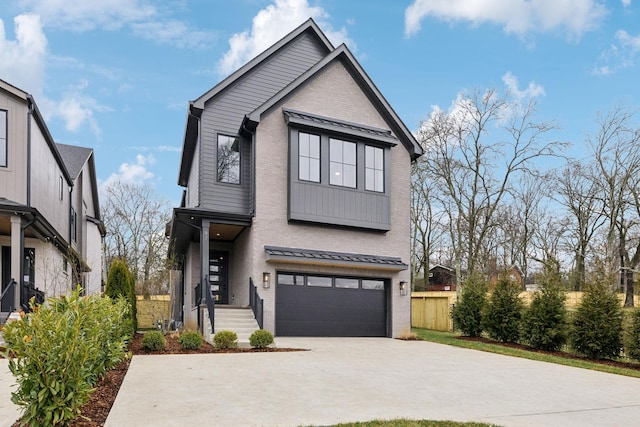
[217, 135, 240, 184]
[0, 109, 7, 167]
[59, 176, 64, 201]
[298, 132, 320, 182]
[329, 138, 356, 188]
[365, 146, 384, 192]
[70, 207, 77, 242]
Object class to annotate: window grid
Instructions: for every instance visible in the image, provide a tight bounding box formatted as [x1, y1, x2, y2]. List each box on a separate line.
[365, 146, 384, 192]
[0, 110, 6, 167]
[329, 138, 356, 188]
[298, 132, 320, 182]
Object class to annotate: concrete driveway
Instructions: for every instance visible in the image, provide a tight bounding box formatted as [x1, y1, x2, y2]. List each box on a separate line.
[104, 338, 640, 427]
[0, 358, 19, 427]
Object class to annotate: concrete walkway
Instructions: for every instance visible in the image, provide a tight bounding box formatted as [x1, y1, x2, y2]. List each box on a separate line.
[0, 358, 19, 427]
[104, 338, 640, 427]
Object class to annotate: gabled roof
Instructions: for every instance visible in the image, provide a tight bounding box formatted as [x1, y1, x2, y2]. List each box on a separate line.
[191, 19, 334, 109]
[0, 78, 73, 185]
[243, 44, 423, 160]
[56, 143, 102, 225]
[56, 144, 93, 179]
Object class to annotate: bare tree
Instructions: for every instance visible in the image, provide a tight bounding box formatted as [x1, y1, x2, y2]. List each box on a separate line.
[590, 105, 640, 306]
[553, 160, 606, 290]
[416, 88, 565, 287]
[102, 181, 173, 295]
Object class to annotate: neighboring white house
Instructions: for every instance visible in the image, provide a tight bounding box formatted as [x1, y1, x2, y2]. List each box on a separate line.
[0, 79, 105, 322]
[168, 19, 423, 338]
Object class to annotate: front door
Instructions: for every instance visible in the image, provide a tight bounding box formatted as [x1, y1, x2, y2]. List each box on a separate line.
[1, 247, 35, 311]
[1, 247, 11, 312]
[209, 251, 229, 304]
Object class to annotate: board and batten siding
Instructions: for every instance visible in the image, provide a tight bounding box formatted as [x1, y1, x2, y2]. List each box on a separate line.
[198, 32, 327, 213]
[0, 91, 28, 204]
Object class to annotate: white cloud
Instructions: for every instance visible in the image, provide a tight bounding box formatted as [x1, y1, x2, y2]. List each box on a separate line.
[101, 154, 155, 189]
[217, 0, 355, 75]
[502, 71, 545, 100]
[0, 14, 47, 96]
[592, 29, 640, 75]
[404, 0, 607, 41]
[622, 0, 631, 7]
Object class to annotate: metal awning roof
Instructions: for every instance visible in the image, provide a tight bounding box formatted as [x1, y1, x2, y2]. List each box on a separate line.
[265, 245, 408, 271]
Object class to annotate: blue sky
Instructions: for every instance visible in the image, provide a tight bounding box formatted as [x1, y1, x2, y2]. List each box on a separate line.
[1, 0, 638, 204]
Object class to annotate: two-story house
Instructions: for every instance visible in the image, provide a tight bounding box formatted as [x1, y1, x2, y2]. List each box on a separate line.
[0, 79, 104, 322]
[168, 19, 422, 338]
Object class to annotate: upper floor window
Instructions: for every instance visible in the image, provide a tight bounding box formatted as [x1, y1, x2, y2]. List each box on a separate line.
[329, 138, 356, 188]
[365, 146, 384, 192]
[0, 109, 7, 167]
[59, 176, 64, 201]
[298, 132, 320, 182]
[217, 135, 240, 184]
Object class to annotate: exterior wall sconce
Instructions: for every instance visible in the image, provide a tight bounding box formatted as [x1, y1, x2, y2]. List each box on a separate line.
[399, 280, 408, 296]
[262, 272, 271, 289]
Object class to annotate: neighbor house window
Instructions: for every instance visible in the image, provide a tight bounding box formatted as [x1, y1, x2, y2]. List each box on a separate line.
[217, 135, 240, 184]
[0, 110, 6, 167]
[298, 132, 320, 182]
[329, 138, 356, 188]
[365, 146, 384, 192]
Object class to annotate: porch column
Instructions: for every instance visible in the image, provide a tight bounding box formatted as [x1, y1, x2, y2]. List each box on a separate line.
[199, 220, 210, 333]
[10, 215, 22, 311]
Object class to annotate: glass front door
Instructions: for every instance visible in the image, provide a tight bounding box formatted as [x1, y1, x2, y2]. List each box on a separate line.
[209, 251, 229, 304]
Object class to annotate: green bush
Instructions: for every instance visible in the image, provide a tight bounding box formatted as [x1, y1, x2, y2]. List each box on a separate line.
[624, 309, 640, 362]
[178, 330, 203, 350]
[141, 331, 166, 351]
[520, 259, 568, 351]
[570, 277, 623, 360]
[106, 258, 137, 334]
[249, 329, 274, 348]
[1, 289, 130, 427]
[213, 330, 238, 349]
[482, 277, 524, 343]
[451, 274, 488, 337]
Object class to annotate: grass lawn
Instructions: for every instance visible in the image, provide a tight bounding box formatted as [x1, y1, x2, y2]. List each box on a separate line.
[413, 328, 640, 378]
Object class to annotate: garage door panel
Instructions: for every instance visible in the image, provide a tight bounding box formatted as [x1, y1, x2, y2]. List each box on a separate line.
[276, 280, 387, 337]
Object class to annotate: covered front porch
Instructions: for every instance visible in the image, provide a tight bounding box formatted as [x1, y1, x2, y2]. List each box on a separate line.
[168, 207, 255, 337]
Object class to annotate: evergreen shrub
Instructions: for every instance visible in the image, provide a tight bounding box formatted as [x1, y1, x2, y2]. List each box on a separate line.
[482, 277, 524, 343]
[213, 330, 238, 349]
[178, 330, 203, 350]
[451, 274, 488, 337]
[142, 331, 166, 351]
[249, 329, 274, 348]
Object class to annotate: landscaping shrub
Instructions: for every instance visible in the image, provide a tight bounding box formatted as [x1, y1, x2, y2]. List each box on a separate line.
[178, 330, 203, 350]
[1, 289, 130, 427]
[520, 259, 568, 351]
[451, 274, 488, 337]
[106, 258, 137, 334]
[570, 275, 623, 359]
[213, 330, 238, 349]
[142, 330, 166, 351]
[482, 277, 524, 343]
[625, 309, 640, 362]
[249, 329, 274, 348]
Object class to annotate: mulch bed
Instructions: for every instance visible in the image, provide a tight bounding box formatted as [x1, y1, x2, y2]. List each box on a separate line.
[456, 335, 640, 371]
[9, 333, 305, 427]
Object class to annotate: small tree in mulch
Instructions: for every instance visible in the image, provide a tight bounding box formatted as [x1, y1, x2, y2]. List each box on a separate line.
[106, 258, 137, 335]
[570, 269, 623, 360]
[451, 274, 488, 337]
[482, 276, 524, 343]
[625, 309, 640, 362]
[521, 257, 568, 351]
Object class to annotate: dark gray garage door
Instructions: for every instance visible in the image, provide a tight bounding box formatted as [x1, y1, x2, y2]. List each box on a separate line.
[276, 273, 388, 337]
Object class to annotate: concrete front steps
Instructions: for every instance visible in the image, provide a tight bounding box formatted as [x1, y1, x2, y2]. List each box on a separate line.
[213, 306, 264, 348]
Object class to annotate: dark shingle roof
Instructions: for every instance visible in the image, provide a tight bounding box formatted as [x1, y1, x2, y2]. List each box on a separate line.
[264, 245, 407, 271]
[56, 144, 93, 179]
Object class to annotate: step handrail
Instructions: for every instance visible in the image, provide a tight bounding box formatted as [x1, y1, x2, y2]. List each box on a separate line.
[249, 278, 264, 329]
[0, 278, 16, 312]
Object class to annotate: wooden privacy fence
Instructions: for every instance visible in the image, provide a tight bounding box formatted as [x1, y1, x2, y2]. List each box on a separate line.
[411, 292, 456, 331]
[136, 295, 170, 329]
[411, 291, 640, 331]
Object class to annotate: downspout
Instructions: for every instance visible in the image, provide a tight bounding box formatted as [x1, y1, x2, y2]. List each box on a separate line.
[27, 99, 33, 206]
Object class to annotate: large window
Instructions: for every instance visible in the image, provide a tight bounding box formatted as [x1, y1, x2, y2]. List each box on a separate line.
[217, 135, 240, 184]
[298, 132, 320, 182]
[329, 138, 356, 188]
[0, 110, 6, 167]
[365, 146, 384, 192]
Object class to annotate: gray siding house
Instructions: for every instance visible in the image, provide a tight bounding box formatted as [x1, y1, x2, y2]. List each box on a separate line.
[168, 19, 422, 338]
[0, 79, 105, 322]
